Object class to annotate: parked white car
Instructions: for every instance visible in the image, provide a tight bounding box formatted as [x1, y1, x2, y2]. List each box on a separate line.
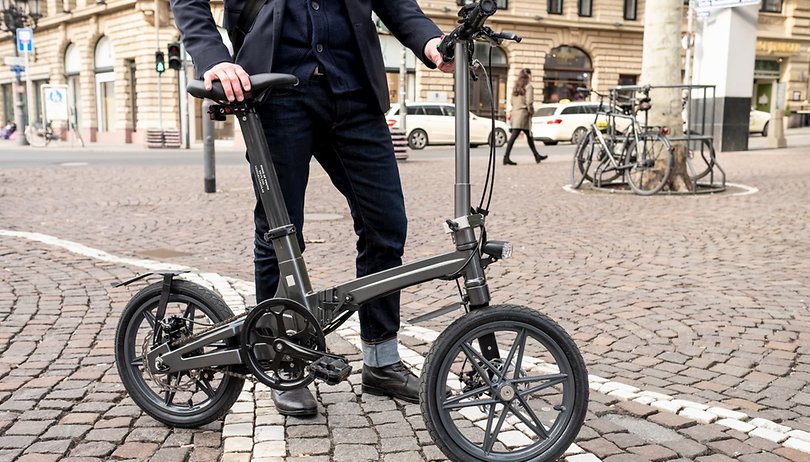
[750, 109, 771, 136]
[386, 103, 509, 150]
[531, 102, 632, 145]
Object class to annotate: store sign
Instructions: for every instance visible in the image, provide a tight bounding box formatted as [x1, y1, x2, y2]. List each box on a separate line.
[695, 0, 758, 10]
[43, 85, 70, 121]
[756, 40, 801, 54]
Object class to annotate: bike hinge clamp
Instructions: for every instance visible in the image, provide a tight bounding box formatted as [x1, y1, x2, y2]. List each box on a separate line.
[208, 104, 232, 121]
[263, 224, 296, 242]
[443, 213, 485, 234]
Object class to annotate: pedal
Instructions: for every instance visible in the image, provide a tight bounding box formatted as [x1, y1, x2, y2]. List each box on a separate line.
[310, 355, 352, 386]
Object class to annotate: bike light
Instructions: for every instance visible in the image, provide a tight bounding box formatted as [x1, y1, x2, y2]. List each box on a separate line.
[661, 126, 670, 135]
[483, 241, 512, 259]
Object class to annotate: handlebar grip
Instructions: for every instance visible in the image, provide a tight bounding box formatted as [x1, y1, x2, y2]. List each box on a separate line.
[459, 0, 497, 39]
[492, 31, 522, 42]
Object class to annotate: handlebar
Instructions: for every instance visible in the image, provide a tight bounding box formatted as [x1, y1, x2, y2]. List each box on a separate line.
[437, 0, 520, 63]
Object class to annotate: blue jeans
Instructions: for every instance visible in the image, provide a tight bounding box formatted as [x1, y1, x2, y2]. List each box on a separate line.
[250, 78, 407, 352]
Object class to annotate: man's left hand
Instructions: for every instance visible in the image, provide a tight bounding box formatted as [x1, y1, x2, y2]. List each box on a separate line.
[425, 37, 454, 74]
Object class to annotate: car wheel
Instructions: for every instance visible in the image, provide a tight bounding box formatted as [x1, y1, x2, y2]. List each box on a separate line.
[408, 129, 428, 150]
[762, 121, 769, 137]
[571, 127, 588, 145]
[490, 128, 507, 147]
[543, 141, 559, 146]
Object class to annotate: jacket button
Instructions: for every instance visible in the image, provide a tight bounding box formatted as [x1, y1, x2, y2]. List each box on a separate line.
[311, 1, 319, 9]
[315, 43, 324, 53]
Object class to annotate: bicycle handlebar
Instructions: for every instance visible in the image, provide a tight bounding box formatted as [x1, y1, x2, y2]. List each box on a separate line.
[438, 0, 516, 63]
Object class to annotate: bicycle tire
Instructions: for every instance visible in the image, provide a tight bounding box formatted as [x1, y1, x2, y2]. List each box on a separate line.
[571, 132, 595, 188]
[115, 280, 244, 428]
[626, 133, 673, 195]
[25, 123, 49, 147]
[421, 305, 589, 462]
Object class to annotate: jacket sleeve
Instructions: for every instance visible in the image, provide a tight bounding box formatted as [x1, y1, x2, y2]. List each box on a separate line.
[170, 0, 234, 79]
[526, 84, 535, 115]
[372, 0, 442, 69]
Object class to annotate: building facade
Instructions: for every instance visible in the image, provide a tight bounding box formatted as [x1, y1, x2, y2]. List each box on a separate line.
[0, 0, 808, 145]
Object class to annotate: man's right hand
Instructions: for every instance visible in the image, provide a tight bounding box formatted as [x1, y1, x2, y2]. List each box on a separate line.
[203, 62, 252, 102]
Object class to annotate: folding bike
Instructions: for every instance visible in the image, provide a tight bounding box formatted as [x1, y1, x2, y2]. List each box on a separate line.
[114, 2, 588, 460]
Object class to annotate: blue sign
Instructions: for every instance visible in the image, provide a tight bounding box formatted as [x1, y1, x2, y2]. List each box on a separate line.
[16, 28, 33, 53]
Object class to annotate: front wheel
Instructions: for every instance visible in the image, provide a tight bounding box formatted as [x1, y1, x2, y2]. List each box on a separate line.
[408, 129, 429, 150]
[421, 305, 588, 462]
[115, 280, 244, 428]
[625, 133, 673, 196]
[571, 132, 595, 188]
[25, 123, 49, 147]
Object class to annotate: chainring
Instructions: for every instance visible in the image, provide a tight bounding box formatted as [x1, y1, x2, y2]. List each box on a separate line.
[240, 298, 326, 391]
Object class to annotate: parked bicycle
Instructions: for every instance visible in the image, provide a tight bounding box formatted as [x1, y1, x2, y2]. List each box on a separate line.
[113, 2, 588, 461]
[24, 119, 85, 147]
[572, 86, 674, 196]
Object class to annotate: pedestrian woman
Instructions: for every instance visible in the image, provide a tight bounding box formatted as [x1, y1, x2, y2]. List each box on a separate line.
[503, 68, 546, 165]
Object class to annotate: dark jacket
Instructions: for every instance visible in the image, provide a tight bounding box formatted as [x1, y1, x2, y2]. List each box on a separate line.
[170, 0, 442, 113]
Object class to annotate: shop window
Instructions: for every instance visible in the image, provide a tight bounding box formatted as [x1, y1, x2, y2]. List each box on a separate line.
[64, 43, 82, 128]
[548, 0, 563, 15]
[543, 46, 593, 103]
[760, 0, 782, 12]
[624, 0, 638, 20]
[618, 75, 638, 85]
[578, 0, 592, 17]
[94, 36, 115, 133]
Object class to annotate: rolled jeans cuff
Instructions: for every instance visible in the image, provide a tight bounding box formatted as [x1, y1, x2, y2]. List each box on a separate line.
[362, 337, 400, 368]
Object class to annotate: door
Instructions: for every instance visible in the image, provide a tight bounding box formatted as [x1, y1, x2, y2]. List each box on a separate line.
[95, 72, 116, 132]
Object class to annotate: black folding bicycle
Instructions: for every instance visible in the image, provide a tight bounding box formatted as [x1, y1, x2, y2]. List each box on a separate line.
[113, 2, 588, 460]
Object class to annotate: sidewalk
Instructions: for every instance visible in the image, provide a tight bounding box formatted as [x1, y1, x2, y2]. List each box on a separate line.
[0, 130, 808, 461]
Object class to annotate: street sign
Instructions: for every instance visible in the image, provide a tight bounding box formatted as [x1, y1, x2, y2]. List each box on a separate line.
[43, 85, 70, 121]
[4, 56, 25, 67]
[16, 28, 33, 53]
[695, 0, 758, 10]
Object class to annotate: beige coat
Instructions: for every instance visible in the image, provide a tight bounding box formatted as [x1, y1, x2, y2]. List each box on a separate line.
[510, 83, 535, 131]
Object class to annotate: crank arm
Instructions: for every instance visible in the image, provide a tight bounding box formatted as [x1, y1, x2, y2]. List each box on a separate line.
[273, 338, 328, 362]
[147, 318, 245, 374]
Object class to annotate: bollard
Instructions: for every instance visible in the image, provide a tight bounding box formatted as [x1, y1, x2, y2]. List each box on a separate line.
[202, 99, 216, 193]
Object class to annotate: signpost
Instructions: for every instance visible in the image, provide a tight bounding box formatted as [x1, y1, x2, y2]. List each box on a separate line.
[42, 85, 69, 122]
[16, 28, 35, 140]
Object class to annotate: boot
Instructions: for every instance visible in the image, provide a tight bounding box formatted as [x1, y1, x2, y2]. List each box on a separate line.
[503, 156, 517, 165]
[534, 153, 548, 163]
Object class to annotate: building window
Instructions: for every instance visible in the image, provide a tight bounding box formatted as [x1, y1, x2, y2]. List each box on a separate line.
[548, 0, 563, 14]
[543, 45, 593, 103]
[64, 43, 82, 129]
[578, 0, 592, 16]
[94, 36, 116, 133]
[760, 0, 782, 12]
[624, 0, 638, 19]
[2, 84, 12, 125]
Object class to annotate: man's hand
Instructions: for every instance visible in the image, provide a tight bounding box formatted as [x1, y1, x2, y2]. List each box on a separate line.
[203, 62, 252, 102]
[424, 37, 454, 74]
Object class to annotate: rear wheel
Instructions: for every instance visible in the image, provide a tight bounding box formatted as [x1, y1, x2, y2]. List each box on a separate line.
[571, 132, 595, 188]
[421, 305, 588, 462]
[115, 280, 244, 428]
[408, 129, 428, 150]
[626, 133, 673, 195]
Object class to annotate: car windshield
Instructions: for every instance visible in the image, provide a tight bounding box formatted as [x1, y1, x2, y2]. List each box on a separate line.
[534, 107, 557, 117]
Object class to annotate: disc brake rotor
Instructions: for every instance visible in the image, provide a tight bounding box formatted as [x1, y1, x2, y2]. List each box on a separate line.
[240, 298, 326, 391]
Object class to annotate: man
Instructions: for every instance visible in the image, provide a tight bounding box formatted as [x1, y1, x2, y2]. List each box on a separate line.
[171, 0, 453, 416]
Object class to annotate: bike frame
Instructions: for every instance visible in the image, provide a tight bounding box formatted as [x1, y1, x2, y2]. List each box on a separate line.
[152, 42, 499, 374]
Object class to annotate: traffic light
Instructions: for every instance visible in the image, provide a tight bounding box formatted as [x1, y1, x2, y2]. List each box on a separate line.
[155, 51, 166, 74]
[167, 42, 182, 71]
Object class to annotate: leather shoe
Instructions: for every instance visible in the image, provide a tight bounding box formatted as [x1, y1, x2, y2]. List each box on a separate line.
[271, 388, 318, 417]
[362, 362, 419, 403]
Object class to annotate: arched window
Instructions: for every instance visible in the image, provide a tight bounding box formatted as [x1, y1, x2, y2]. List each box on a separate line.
[64, 43, 82, 128]
[94, 36, 115, 132]
[543, 46, 592, 103]
[472, 43, 508, 119]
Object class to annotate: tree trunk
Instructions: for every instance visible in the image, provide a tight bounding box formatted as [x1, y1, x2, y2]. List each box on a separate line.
[640, 0, 692, 192]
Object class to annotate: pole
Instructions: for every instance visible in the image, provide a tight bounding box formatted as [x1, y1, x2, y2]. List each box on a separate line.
[24, 48, 34, 130]
[684, 0, 694, 86]
[155, 0, 164, 146]
[179, 44, 190, 149]
[454, 41, 470, 217]
[202, 99, 216, 193]
[398, 46, 407, 132]
[13, 74, 27, 146]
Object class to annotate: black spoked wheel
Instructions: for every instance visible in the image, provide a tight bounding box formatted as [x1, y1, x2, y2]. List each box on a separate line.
[626, 133, 673, 196]
[115, 280, 244, 428]
[571, 132, 595, 188]
[421, 305, 588, 462]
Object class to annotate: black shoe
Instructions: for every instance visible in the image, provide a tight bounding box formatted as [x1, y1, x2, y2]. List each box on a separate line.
[271, 388, 318, 417]
[534, 154, 548, 163]
[362, 362, 419, 404]
[503, 158, 517, 165]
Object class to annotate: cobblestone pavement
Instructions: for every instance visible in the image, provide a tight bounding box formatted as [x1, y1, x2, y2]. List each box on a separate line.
[0, 142, 809, 462]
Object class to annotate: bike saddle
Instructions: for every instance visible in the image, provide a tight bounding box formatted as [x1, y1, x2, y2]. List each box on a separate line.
[187, 73, 299, 102]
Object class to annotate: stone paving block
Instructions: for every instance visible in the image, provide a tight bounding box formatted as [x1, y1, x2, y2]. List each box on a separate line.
[627, 444, 678, 461]
[253, 441, 286, 457]
[579, 438, 624, 458]
[69, 441, 117, 457]
[380, 436, 420, 453]
[332, 444, 379, 461]
[17, 455, 60, 462]
[707, 438, 761, 457]
[149, 447, 190, 462]
[23, 439, 72, 455]
[111, 442, 159, 459]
